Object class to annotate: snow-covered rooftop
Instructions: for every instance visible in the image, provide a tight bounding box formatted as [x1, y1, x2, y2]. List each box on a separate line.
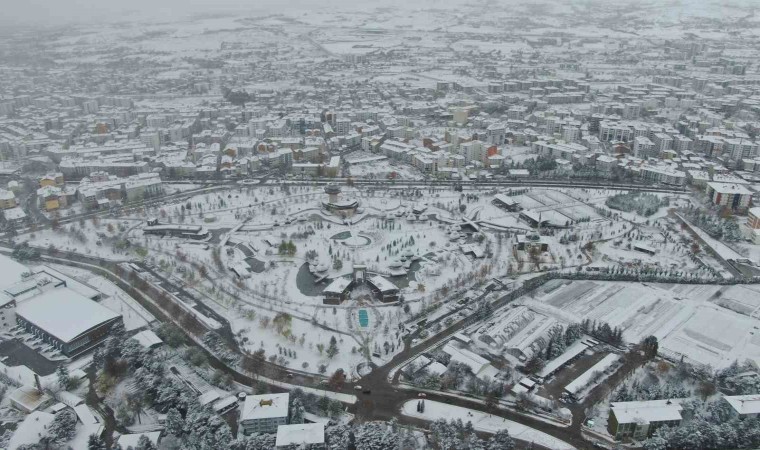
[8, 411, 54, 449]
[442, 342, 499, 380]
[706, 182, 752, 195]
[240, 393, 289, 421]
[368, 275, 397, 293]
[610, 399, 686, 424]
[723, 394, 760, 416]
[199, 390, 221, 406]
[323, 277, 351, 294]
[0, 254, 29, 290]
[564, 353, 620, 396]
[132, 330, 163, 348]
[275, 423, 325, 447]
[117, 431, 161, 449]
[15, 288, 121, 344]
[539, 340, 592, 378]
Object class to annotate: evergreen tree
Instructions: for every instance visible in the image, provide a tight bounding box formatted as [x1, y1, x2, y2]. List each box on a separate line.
[55, 365, 71, 390]
[87, 434, 107, 450]
[135, 435, 157, 450]
[165, 407, 185, 436]
[325, 424, 351, 450]
[290, 398, 305, 424]
[326, 336, 339, 359]
[487, 430, 515, 450]
[642, 335, 658, 359]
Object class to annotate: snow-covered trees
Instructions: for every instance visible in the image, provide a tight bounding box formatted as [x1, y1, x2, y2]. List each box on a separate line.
[55, 365, 75, 391]
[290, 398, 305, 424]
[612, 377, 691, 402]
[88, 434, 107, 450]
[564, 323, 583, 345]
[642, 336, 659, 359]
[643, 410, 760, 450]
[289, 388, 346, 420]
[278, 240, 297, 256]
[606, 192, 662, 217]
[354, 421, 400, 450]
[325, 424, 352, 450]
[134, 435, 158, 450]
[202, 331, 240, 365]
[165, 407, 185, 437]
[717, 361, 760, 394]
[544, 327, 567, 360]
[579, 319, 624, 346]
[486, 430, 515, 450]
[182, 404, 234, 450]
[44, 410, 76, 447]
[227, 433, 276, 450]
[428, 418, 485, 450]
[683, 208, 742, 241]
[326, 336, 339, 359]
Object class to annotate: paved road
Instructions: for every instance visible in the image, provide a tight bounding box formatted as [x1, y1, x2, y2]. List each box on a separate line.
[146, 176, 690, 194]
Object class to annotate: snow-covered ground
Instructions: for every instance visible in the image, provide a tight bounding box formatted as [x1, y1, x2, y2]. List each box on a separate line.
[15, 184, 754, 375]
[401, 400, 576, 450]
[47, 264, 157, 331]
[529, 280, 760, 369]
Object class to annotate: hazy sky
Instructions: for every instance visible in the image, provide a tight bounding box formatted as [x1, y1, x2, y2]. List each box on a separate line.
[0, 0, 754, 28]
[0, 0, 446, 27]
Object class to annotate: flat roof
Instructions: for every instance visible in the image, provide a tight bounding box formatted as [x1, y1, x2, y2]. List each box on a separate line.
[493, 194, 519, 205]
[199, 390, 221, 406]
[16, 288, 121, 344]
[9, 386, 52, 412]
[74, 404, 99, 425]
[32, 265, 101, 300]
[132, 330, 163, 348]
[610, 399, 685, 424]
[275, 423, 325, 447]
[724, 394, 760, 415]
[240, 393, 289, 422]
[706, 182, 752, 195]
[0, 254, 29, 290]
[368, 275, 398, 293]
[443, 342, 490, 374]
[8, 411, 54, 449]
[323, 277, 351, 294]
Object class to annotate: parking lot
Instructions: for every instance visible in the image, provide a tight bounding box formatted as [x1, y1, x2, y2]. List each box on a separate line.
[0, 339, 60, 376]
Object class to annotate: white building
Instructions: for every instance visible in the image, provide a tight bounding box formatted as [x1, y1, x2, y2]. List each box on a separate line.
[723, 395, 760, 420]
[239, 393, 289, 436]
[706, 182, 752, 209]
[608, 399, 685, 440]
[442, 342, 500, 381]
[275, 423, 325, 449]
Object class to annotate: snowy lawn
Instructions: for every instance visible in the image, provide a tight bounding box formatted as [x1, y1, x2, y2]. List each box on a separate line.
[401, 400, 576, 450]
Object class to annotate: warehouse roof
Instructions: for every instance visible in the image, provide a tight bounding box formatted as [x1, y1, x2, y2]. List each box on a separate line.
[16, 288, 121, 344]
